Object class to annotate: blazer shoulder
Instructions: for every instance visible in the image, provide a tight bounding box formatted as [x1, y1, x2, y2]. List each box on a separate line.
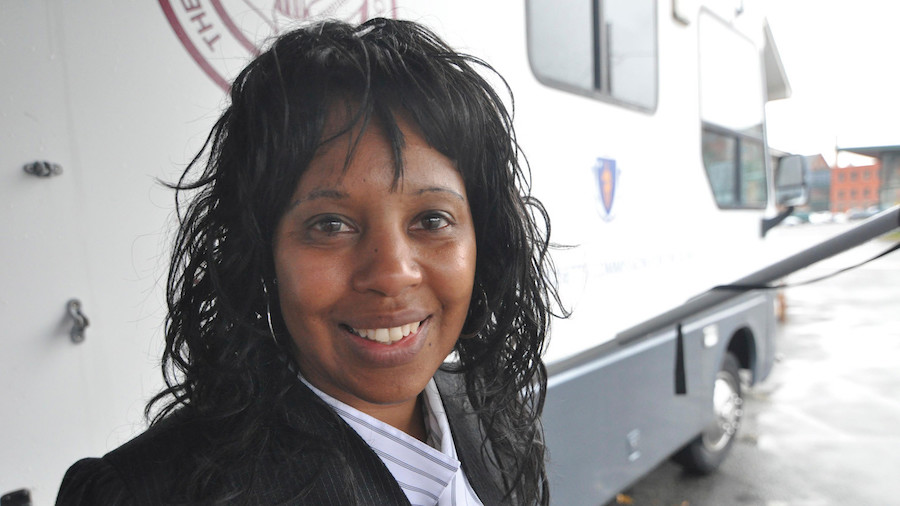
[58, 389, 410, 505]
[56, 457, 134, 506]
[55, 414, 209, 505]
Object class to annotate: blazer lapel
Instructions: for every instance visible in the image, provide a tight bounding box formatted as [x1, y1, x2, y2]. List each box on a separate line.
[433, 370, 508, 505]
[284, 382, 412, 505]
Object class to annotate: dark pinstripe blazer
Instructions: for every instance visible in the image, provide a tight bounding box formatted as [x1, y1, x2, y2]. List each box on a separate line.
[55, 371, 509, 505]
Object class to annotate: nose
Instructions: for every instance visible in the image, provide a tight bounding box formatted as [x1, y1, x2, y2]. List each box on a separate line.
[351, 227, 422, 297]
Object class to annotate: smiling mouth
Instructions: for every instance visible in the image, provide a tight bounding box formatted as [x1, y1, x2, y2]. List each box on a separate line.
[344, 320, 422, 344]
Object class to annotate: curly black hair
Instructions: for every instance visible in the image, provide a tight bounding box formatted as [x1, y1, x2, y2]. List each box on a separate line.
[148, 17, 559, 505]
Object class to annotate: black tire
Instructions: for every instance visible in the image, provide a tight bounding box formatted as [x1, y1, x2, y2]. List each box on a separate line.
[673, 352, 743, 475]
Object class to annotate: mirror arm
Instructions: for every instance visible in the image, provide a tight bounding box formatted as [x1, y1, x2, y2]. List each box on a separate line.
[761, 205, 795, 237]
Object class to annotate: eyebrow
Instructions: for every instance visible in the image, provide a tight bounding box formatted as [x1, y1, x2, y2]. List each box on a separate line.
[288, 189, 348, 209]
[287, 185, 466, 209]
[415, 186, 466, 201]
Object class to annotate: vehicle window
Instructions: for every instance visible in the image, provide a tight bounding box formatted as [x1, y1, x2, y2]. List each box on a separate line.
[702, 129, 738, 206]
[698, 11, 767, 208]
[526, 0, 658, 111]
[740, 138, 766, 206]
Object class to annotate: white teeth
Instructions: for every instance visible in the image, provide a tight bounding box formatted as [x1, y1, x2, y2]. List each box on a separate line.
[351, 321, 421, 344]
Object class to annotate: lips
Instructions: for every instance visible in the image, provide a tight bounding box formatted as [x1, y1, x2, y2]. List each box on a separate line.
[346, 320, 422, 344]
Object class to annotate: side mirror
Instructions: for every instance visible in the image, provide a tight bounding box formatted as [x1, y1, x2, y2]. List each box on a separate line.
[774, 154, 809, 207]
[762, 154, 810, 236]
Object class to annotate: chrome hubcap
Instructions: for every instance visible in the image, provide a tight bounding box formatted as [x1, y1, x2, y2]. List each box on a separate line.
[701, 371, 743, 452]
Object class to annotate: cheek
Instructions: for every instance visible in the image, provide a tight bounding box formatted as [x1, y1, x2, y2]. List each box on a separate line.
[274, 253, 342, 325]
[433, 236, 477, 315]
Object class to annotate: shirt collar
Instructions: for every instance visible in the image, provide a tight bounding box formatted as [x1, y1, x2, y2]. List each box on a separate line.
[298, 374, 460, 505]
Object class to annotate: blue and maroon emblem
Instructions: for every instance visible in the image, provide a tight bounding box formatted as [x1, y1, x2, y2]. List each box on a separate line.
[593, 157, 618, 220]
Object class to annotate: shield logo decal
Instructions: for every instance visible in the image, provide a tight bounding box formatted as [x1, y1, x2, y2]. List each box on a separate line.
[593, 157, 618, 219]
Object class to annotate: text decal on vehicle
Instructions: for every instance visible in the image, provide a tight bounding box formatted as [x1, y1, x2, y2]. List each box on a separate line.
[159, 0, 398, 91]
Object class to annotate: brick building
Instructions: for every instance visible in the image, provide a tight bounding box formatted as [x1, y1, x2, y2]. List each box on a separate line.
[840, 145, 900, 210]
[829, 163, 881, 213]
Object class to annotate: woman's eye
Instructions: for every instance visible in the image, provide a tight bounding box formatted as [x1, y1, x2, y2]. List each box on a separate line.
[310, 216, 351, 235]
[414, 213, 452, 231]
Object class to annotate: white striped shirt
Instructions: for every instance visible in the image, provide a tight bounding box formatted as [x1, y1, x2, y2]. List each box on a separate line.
[299, 376, 484, 506]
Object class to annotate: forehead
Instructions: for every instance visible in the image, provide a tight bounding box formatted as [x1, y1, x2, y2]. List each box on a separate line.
[291, 115, 466, 200]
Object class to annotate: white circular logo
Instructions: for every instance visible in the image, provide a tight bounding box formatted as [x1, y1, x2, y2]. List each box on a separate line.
[159, 0, 398, 90]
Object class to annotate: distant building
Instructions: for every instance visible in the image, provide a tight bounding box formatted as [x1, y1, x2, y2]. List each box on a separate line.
[829, 163, 881, 212]
[839, 145, 900, 209]
[804, 154, 830, 212]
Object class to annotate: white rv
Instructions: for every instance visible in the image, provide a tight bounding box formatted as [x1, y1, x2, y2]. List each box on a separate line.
[3, 1, 896, 504]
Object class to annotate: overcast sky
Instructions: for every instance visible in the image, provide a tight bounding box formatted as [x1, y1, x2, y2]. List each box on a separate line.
[761, 0, 899, 164]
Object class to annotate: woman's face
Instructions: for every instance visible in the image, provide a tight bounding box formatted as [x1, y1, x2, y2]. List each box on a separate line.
[273, 116, 476, 423]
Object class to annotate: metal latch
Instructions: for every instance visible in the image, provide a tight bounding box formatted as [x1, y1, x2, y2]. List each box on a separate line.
[67, 299, 89, 343]
[22, 161, 62, 177]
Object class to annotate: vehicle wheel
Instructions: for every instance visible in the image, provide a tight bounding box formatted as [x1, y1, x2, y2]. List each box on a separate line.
[673, 352, 743, 474]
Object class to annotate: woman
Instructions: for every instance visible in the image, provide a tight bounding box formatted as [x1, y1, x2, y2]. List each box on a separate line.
[57, 17, 558, 505]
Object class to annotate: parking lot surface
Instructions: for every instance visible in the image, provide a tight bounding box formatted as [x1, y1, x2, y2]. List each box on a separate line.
[619, 223, 900, 505]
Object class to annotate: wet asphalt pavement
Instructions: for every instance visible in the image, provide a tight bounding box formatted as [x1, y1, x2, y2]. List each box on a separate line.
[614, 223, 900, 506]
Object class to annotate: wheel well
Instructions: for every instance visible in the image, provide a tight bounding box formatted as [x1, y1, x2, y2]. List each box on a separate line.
[726, 327, 755, 374]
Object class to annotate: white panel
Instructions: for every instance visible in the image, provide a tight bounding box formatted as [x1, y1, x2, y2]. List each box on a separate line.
[0, 1, 222, 502]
